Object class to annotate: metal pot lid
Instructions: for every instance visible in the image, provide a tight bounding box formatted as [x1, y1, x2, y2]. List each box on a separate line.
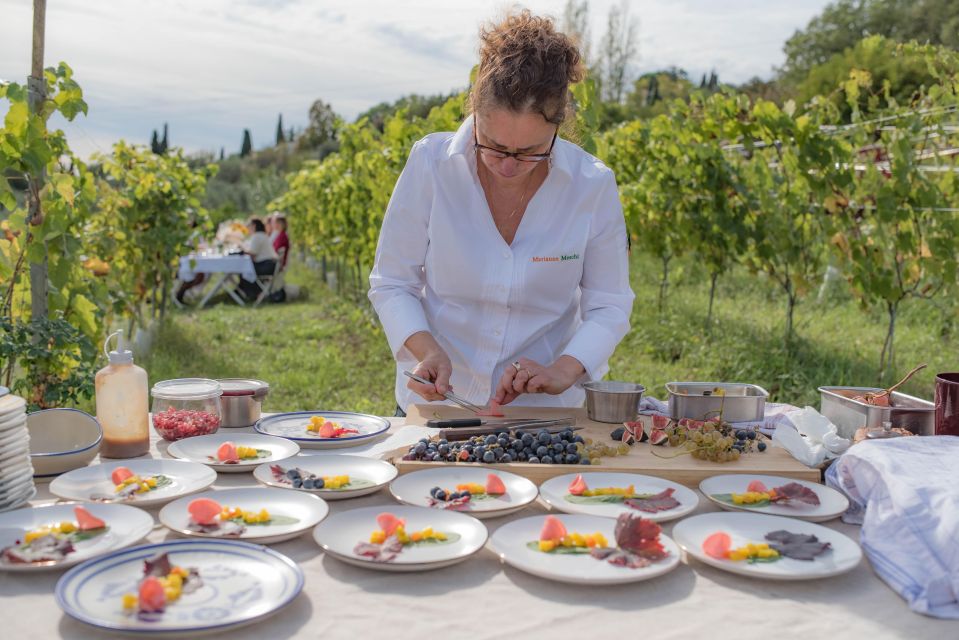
[151, 378, 222, 400]
[217, 378, 270, 398]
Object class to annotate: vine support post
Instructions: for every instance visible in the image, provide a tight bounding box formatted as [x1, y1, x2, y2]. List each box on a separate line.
[27, 0, 48, 323]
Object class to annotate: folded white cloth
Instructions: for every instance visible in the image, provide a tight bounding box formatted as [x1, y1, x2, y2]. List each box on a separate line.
[826, 437, 959, 619]
[773, 406, 851, 467]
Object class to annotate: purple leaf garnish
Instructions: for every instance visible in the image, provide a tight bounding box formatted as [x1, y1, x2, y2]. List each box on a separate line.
[764, 530, 832, 561]
[771, 483, 821, 506]
[624, 488, 681, 513]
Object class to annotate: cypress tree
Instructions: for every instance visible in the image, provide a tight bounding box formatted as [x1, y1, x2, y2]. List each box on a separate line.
[219, 147, 225, 161]
[240, 129, 253, 157]
[160, 123, 169, 154]
[150, 130, 160, 154]
[276, 114, 285, 146]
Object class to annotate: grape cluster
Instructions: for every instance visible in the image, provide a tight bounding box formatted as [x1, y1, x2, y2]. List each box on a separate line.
[400, 429, 633, 465]
[683, 423, 767, 462]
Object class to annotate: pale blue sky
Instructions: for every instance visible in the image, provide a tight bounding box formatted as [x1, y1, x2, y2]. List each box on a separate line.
[0, 0, 832, 159]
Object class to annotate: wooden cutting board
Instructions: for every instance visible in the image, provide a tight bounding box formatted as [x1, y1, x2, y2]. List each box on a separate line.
[387, 404, 820, 487]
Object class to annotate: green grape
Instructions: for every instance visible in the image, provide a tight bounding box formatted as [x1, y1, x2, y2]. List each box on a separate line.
[617, 443, 630, 455]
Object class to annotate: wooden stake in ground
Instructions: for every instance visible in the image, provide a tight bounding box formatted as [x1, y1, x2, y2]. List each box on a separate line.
[28, 0, 48, 322]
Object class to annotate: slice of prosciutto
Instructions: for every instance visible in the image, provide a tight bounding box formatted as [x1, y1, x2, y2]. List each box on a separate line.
[624, 488, 681, 513]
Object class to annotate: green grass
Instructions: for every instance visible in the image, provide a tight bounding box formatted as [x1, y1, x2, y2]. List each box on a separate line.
[142, 254, 957, 414]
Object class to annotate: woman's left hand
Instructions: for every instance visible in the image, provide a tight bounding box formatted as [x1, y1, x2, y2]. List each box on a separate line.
[493, 356, 585, 405]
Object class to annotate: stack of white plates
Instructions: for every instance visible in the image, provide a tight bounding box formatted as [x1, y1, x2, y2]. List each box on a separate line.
[0, 388, 35, 512]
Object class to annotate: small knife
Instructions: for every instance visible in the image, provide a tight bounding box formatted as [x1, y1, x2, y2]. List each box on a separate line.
[425, 417, 576, 429]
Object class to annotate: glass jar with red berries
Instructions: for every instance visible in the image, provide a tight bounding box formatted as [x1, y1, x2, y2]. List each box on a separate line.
[150, 378, 223, 442]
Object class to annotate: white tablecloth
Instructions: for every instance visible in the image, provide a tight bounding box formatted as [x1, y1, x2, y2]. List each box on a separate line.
[0, 419, 952, 640]
[178, 254, 257, 283]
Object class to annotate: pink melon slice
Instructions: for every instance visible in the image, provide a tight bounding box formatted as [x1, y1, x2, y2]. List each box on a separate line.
[139, 576, 167, 612]
[217, 442, 239, 462]
[376, 512, 406, 537]
[476, 399, 505, 417]
[485, 474, 506, 495]
[111, 467, 134, 485]
[74, 506, 106, 531]
[539, 515, 567, 542]
[567, 474, 588, 496]
[746, 480, 769, 493]
[703, 532, 732, 559]
[188, 498, 223, 526]
[318, 421, 336, 438]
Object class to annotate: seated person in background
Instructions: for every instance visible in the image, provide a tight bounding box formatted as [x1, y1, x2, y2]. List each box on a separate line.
[272, 214, 290, 270]
[267, 211, 281, 242]
[238, 217, 278, 299]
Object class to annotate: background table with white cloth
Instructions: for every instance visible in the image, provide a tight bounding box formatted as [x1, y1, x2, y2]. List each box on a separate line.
[176, 254, 257, 308]
[0, 417, 951, 640]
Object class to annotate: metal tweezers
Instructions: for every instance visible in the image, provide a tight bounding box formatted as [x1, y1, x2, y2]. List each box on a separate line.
[403, 370, 486, 413]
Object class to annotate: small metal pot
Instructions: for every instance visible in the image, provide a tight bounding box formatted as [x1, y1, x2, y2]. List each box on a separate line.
[216, 378, 270, 428]
[583, 381, 646, 423]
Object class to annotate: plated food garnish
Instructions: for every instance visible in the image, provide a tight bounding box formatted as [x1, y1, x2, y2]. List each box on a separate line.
[120, 551, 202, 619]
[564, 474, 681, 514]
[209, 442, 270, 464]
[531, 513, 670, 570]
[352, 512, 460, 563]
[703, 529, 832, 563]
[91, 466, 172, 502]
[711, 479, 820, 509]
[304, 416, 359, 438]
[1, 506, 107, 565]
[427, 473, 507, 509]
[268, 464, 373, 491]
[185, 497, 298, 537]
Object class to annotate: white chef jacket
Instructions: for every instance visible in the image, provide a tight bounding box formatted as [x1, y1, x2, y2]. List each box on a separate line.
[368, 117, 634, 411]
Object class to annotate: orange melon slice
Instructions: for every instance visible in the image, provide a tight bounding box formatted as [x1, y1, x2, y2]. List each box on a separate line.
[139, 575, 167, 612]
[485, 474, 506, 495]
[539, 515, 567, 542]
[746, 480, 769, 493]
[111, 467, 134, 485]
[318, 421, 336, 438]
[567, 474, 588, 496]
[188, 498, 223, 526]
[703, 532, 732, 559]
[74, 506, 106, 531]
[217, 442, 239, 462]
[376, 512, 405, 537]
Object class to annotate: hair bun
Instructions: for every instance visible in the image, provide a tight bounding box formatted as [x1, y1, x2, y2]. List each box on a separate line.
[472, 10, 584, 124]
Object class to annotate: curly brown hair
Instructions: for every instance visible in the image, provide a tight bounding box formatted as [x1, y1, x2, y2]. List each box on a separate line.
[471, 10, 585, 125]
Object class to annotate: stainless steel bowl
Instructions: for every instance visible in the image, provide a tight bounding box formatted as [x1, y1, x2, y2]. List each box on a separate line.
[217, 378, 270, 428]
[582, 381, 646, 423]
[666, 382, 768, 422]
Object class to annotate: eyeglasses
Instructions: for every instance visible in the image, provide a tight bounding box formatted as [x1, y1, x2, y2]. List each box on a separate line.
[473, 115, 558, 163]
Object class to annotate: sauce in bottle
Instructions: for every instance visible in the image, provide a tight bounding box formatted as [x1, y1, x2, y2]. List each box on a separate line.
[95, 331, 150, 458]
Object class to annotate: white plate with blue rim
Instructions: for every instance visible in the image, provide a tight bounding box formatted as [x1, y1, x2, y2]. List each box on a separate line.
[539, 472, 699, 523]
[254, 411, 391, 449]
[488, 513, 681, 585]
[389, 467, 538, 519]
[50, 459, 217, 506]
[0, 502, 154, 572]
[253, 454, 397, 500]
[159, 487, 329, 544]
[166, 433, 299, 473]
[56, 539, 304, 635]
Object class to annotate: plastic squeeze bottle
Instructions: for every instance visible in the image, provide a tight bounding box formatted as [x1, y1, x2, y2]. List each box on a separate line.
[95, 331, 150, 458]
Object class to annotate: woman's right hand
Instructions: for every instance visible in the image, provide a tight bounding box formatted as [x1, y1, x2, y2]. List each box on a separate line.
[403, 332, 453, 402]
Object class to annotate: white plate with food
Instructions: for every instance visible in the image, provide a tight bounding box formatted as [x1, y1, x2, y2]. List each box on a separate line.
[489, 513, 681, 585]
[699, 474, 849, 522]
[166, 433, 299, 473]
[159, 487, 329, 545]
[55, 539, 303, 634]
[671, 511, 862, 580]
[313, 505, 487, 572]
[389, 467, 537, 518]
[254, 411, 391, 449]
[0, 503, 153, 571]
[50, 460, 217, 507]
[539, 472, 698, 522]
[253, 454, 396, 500]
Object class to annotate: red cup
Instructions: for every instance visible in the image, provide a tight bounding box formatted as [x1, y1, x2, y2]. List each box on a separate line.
[934, 373, 959, 436]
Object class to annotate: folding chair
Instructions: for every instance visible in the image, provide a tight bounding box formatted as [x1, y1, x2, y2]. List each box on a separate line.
[252, 247, 286, 307]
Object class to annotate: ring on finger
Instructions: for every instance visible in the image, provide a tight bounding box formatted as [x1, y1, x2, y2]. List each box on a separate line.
[512, 361, 521, 372]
